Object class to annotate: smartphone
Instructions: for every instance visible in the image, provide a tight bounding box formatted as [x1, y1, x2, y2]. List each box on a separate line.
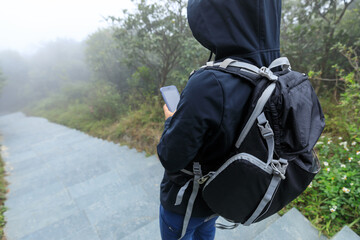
[160, 85, 180, 113]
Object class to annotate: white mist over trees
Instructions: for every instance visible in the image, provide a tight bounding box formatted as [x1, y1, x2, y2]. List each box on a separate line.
[0, 0, 208, 116]
[0, 0, 359, 121]
[0, 39, 90, 112]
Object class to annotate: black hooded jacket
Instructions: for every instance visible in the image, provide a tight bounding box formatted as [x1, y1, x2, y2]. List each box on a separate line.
[157, 0, 282, 217]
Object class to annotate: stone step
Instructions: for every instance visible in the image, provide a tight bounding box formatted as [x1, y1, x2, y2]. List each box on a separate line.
[332, 226, 360, 240]
[254, 208, 327, 240]
[215, 213, 280, 240]
[120, 219, 161, 240]
[122, 212, 280, 240]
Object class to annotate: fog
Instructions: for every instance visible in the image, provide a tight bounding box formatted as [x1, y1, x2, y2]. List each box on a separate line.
[0, 0, 134, 54]
[0, 0, 134, 113]
[0, 39, 89, 112]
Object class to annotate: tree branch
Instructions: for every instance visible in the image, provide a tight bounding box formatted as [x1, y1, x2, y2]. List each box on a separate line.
[335, 0, 355, 25]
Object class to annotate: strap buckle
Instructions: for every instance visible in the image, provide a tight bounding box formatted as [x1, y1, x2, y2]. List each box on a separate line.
[193, 162, 202, 176]
[198, 175, 210, 185]
[197, 172, 215, 185]
[257, 121, 274, 139]
[271, 159, 288, 180]
[259, 67, 278, 81]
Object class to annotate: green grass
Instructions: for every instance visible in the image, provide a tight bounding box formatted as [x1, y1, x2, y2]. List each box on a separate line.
[26, 93, 165, 156]
[0, 146, 7, 239]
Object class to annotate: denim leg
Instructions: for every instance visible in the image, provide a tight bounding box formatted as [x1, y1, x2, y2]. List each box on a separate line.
[159, 205, 215, 240]
[193, 216, 218, 240]
[159, 205, 194, 240]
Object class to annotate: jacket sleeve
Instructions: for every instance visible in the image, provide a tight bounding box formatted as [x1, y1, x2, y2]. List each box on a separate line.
[157, 70, 224, 173]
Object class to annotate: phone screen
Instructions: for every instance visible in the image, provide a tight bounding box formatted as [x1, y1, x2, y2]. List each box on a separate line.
[160, 85, 180, 113]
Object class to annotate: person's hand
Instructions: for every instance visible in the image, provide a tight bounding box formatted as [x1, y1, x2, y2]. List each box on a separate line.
[163, 104, 175, 120]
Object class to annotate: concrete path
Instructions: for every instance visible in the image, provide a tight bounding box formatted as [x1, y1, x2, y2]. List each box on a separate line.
[1, 112, 357, 240]
[0, 112, 264, 240]
[0, 112, 162, 240]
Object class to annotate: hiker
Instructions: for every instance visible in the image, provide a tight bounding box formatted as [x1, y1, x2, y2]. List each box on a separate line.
[157, 0, 282, 239]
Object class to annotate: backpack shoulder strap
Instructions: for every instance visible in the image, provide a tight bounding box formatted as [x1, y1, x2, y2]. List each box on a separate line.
[200, 57, 291, 78]
[268, 57, 291, 71]
[202, 57, 291, 81]
[235, 83, 276, 148]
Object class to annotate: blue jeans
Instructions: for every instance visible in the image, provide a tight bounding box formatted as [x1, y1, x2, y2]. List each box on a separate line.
[159, 205, 218, 240]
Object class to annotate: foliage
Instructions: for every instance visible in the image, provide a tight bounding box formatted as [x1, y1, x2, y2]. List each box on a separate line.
[283, 136, 360, 237]
[0, 39, 90, 112]
[86, 82, 124, 120]
[85, 28, 131, 92]
[28, 90, 164, 156]
[109, 0, 207, 97]
[322, 41, 360, 138]
[0, 147, 7, 238]
[27, 39, 90, 98]
[281, 0, 359, 80]
[334, 40, 360, 83]
[108, 97, 164, 155]
[28, 81, 124, 131]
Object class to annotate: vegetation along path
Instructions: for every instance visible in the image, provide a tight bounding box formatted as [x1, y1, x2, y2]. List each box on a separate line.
[0, 112, 358, 240]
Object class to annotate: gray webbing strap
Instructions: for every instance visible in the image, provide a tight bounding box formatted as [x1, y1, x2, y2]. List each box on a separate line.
[235, 83, 276, 148]
[181, 169, 194, 176]
[243, 159, 288, 226]
[219, 58, 237, 69]
[268, 57, 291, 71]
[178, 162, 202, 240]
[213, 58, 260, 74]
[206, 61, 214, 67]
[229, 61, 260, 74]
[201, 57, 290, 81]
[175, 179, 193, 206]
[216, 222, 240, 229]
[205, 214, 218, 222]
[257, 113, 275, 167]
[243, 175, 281, 226]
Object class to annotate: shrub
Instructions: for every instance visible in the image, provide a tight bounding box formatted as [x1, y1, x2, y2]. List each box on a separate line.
[110, 97, 164, 155]
[0, 147, 7, 238]
[87, 82, 124, 120]
[286, 136, 360, 237]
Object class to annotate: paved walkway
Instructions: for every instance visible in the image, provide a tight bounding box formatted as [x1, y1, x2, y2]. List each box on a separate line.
[4, 112, 352, 240]
[0, 112, 162, 240]
[1, 112, 271, 240]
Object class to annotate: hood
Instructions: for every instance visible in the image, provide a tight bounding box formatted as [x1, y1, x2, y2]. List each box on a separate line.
[187, 0, 282, 67]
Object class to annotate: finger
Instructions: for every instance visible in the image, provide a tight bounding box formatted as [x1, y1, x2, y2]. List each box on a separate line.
[163, 104, 172, 113]
[163, 104, 168, 111]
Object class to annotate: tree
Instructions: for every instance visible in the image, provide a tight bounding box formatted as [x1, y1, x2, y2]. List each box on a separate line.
[27, 39, 90, 99]
[281, 0, 358, 79]
[85, 28, 131, 92]
[0, 39, 90, 111]
[0, 50, 29, 111]
[109, 0, 207, 98]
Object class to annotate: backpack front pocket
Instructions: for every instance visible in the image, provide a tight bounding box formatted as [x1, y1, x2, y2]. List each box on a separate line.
[202, 153, 275, 223]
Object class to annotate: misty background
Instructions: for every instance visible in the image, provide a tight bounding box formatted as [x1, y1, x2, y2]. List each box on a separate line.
[0, 0, 359, 142]
[0, 0, 135, 113]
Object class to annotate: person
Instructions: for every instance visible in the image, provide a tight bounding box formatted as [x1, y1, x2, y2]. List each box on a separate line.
[157, 0, 282, 239]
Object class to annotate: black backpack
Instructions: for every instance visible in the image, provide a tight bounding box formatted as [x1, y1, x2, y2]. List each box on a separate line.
[175, 57, 325, 239]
